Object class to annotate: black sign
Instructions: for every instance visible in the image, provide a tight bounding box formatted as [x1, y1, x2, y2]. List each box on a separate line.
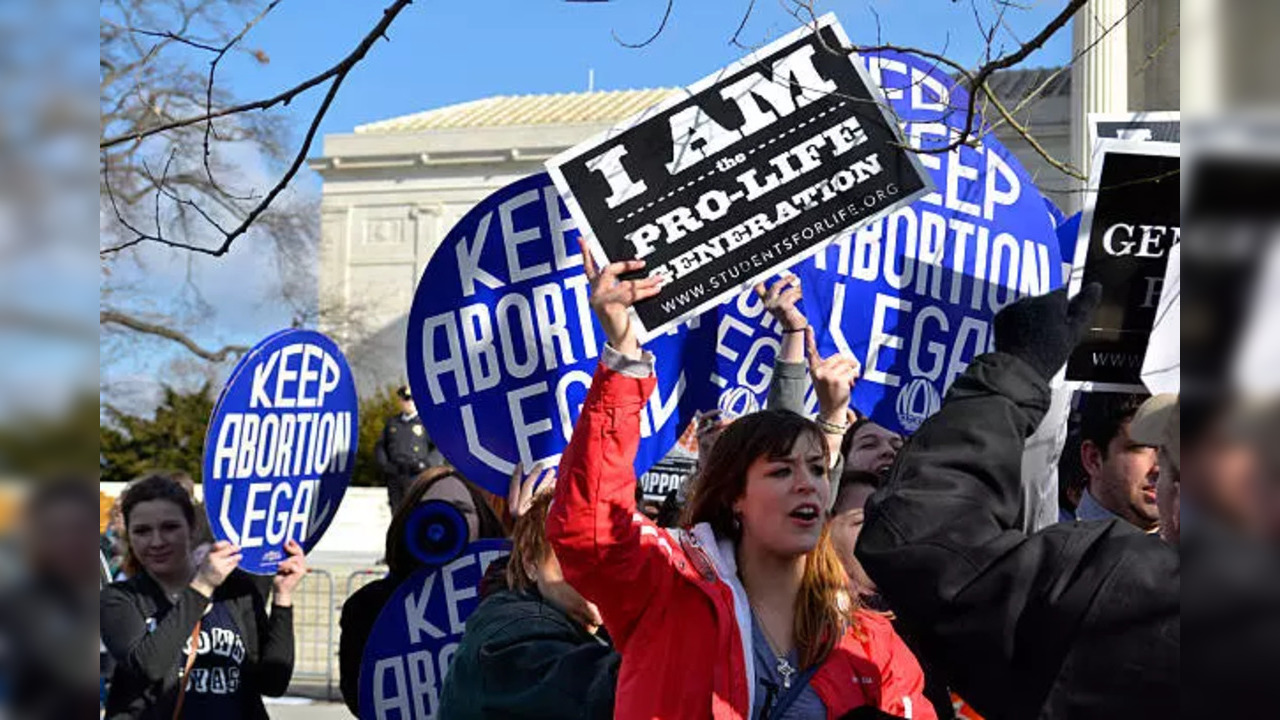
[1067, 140, 1180, 385]
[546, 14, 931, 340]
[638, 454, 697, 503]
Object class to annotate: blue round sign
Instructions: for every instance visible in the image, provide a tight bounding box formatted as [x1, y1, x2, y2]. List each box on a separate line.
[357, 539, 510, 720]
[710, 49, 1064, 435]
[202, 328, 359, 574]
[406, 172, 719, 495]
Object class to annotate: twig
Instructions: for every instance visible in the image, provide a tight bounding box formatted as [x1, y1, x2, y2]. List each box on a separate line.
[101, 0, 415, 258]
[100, 309, 249, 362]
[978, 80, 1086, 179]
[613, 0, 673, 48]
[729, 0, 757, 47]
[201, 0, 284, 201]
[101, 0, 414, 150]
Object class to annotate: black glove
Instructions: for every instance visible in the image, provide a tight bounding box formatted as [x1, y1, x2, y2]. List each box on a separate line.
[993, 283, 1102, 382]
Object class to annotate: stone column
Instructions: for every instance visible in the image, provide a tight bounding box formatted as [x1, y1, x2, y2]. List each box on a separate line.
[1128, 0, 1180, 112]
[1070, 0, 1130, 210]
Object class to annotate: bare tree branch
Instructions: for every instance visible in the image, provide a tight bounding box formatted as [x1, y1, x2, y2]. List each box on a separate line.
[803, 0, 1090, 156]
[101, 309, 249, 362]
[728, 0, 757, 49]
[100, 0, 413, 150]
[200, 0, 283, 201]
[978, 80, 1086, 179]
[613, 0, 673, 49]
[100, 0, 415, 258]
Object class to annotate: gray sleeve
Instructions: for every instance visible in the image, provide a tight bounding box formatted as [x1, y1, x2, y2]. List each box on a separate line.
[765, 361, 809, 414]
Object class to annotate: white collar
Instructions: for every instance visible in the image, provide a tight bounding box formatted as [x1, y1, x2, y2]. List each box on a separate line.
[689, 522, 757, 715]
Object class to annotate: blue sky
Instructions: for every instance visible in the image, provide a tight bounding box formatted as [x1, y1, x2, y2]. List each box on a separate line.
[220, 0, 1073, 152]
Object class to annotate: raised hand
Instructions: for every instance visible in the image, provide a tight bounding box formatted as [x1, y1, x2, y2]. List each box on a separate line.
[754, 274, 807, 332]
[579, 236, 663, 357]
[190, 540, 242, 598]
[993, 284, 1102, 381]
[507, 461, 557, 521]
[271, 539, 308, 607]
[806, 327, 860, 428]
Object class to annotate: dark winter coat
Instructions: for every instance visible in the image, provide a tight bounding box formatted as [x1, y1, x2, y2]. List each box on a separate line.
[438, 588, 619, 719]
[857, 353, 1179, 719]
[338, 574, 399, 716]
[374, 413, 444, 508]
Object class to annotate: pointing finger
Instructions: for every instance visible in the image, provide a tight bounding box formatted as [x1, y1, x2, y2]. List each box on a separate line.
[805, 326, 821, 369]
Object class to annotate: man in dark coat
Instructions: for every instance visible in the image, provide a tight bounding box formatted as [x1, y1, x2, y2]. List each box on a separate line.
[857, 285, 1179, 719]
[374, 385, 444, 511]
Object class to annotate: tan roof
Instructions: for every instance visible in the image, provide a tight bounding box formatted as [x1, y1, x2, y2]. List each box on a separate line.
[355, 88, 681, 134]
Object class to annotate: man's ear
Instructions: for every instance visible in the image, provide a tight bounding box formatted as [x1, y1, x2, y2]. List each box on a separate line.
[1081, 439, 1105, 480]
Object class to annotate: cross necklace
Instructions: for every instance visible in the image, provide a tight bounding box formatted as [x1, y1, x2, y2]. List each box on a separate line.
[751, 603, 798, 689]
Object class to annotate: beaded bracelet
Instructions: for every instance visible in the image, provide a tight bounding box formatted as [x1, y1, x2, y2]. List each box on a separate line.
[781, 326, 809, 334]
[815, 417, 849, 435]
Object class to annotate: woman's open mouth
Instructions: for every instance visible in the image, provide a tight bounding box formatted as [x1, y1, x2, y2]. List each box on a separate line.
[788, 504, 822, 526]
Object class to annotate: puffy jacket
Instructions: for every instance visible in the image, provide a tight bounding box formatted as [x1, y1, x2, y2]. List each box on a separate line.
[548, 355, 935, 720]
[856, 353, 1179, 719]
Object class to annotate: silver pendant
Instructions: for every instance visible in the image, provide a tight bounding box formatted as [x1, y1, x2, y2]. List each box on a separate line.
[777, 657, 796, 689]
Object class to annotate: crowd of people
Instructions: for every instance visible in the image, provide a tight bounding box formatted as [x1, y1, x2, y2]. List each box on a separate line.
[93, 242, 1280, 718]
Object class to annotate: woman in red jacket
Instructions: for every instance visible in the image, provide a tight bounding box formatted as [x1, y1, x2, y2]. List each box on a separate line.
[548, 243, 934, 720]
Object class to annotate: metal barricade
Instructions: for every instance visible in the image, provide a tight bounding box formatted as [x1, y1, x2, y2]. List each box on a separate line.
[282, 566, 389, 701]
[345, 568, 387, 599]
[289, 567, 335, 698]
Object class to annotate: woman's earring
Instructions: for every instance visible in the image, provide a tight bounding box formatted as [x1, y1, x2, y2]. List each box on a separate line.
[732, 513, 742, 533]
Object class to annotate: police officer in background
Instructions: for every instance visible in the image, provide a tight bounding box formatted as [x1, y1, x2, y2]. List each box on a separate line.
[375, 385, 444, 511]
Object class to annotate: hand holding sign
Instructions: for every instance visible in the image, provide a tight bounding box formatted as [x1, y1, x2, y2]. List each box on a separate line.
[580, 237, 663, 357]
[190, 540, 242, 598]
[271, 539, 308, 606]
[407, 173, 718, 496]
[807, 326, 860, 426]
[202, 328, 358, 574]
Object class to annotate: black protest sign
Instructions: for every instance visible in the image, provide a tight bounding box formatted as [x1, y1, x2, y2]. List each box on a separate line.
[1067, 140, 1180, 386]
[639, 454, 697, 503]
[546, 13, 931, 340]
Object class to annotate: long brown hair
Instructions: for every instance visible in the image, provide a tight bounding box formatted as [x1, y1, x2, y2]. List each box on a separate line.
[385, 467, 506, 576]
[683, 410, 857, 669]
